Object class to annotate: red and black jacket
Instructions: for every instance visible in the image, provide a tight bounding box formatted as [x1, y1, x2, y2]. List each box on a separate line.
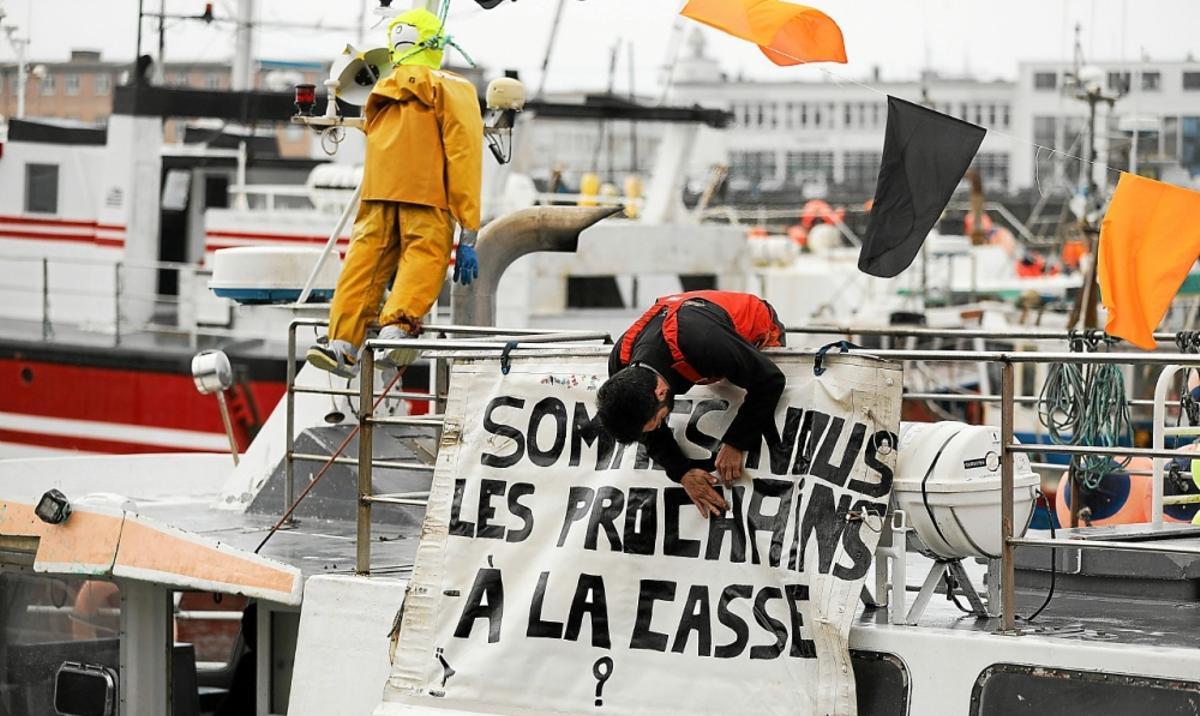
[607, 291, 786, 482]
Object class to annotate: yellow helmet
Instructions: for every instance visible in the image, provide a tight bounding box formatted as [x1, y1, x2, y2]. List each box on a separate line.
[387, 8, 445, 69]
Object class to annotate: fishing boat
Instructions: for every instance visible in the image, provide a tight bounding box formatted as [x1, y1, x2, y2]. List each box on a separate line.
[5, 3, 1200, 715]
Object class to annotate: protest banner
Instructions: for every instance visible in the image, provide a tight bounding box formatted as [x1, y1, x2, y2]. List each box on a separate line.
[383, 351, 901, 716]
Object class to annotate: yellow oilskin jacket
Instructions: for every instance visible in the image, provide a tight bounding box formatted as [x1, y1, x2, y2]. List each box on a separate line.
[361, 65, 483, 231]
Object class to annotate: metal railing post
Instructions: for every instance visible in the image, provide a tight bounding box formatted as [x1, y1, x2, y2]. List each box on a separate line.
[1151, 365, 1181, 529]
[356, 349, 375, 575]
[284, 322, 297, 526]
[1000, 360, 1016, 632]
[41, 257, 50, 340]
[113, 261, 122, 346]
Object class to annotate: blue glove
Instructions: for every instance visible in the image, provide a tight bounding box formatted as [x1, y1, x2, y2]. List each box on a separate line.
[454, 243, 479, 286]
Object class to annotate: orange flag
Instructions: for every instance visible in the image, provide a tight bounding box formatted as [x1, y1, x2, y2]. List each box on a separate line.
[681, 0, 847, 66]
[1098, 173, 1200, 349]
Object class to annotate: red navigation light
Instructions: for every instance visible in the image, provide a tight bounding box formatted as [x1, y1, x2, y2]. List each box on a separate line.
[201, 3, 214, 23]
[294, 84, 316, 116]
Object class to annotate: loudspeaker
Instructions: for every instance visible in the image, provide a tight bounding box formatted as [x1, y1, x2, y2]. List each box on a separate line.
[329, 45, 395, 106]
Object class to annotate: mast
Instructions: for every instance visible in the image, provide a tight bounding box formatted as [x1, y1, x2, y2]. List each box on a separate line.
[534, 0, 567, 101]
[231, 0, 256, 91]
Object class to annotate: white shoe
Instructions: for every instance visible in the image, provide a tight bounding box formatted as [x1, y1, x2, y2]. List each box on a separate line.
[306, 337, 358, 378]
[375, 324, 424, 368]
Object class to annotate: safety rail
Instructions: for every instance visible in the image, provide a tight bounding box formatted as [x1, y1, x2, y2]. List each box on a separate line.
[866, 347, 1200, 632]
[281, 318, 612, 574]
[0, 253, 248, 347]
[284, 317, 1200, 636]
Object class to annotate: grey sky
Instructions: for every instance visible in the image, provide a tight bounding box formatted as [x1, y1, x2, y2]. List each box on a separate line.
[3, 0, 1198, 92]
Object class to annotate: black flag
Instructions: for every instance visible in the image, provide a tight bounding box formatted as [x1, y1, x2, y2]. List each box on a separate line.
[857, 96, 986, 278]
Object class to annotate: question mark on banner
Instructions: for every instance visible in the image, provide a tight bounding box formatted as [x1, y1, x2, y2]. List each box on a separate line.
[592, 656, 613, 707]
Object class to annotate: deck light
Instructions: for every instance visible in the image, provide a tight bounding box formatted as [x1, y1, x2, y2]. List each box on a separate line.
[294, 83, 317, 116]
[35, 489, 71, 525]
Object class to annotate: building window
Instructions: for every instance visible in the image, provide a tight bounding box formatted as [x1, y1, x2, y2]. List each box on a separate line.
[975, 152, 1010, 192]
[25, 164, 59, 214]
[785, 151, 834, 187]
[64, 73, 80, 96]
[1184, 72, 1200, 91]
[39, 74, 55, 96]
[1107, 71, 1130, 93]
[204, 72, 220, 89]
[844, 103, 852, 128]
[1163, 116, 1180, 158]
[95, 73, 111, 95]
[1000, 104, 1011, 128]
[729, 151, 777, 190]
[871, 102, 882, 128]
[1141, 71, 1161, 91]
[843, 151, 881, 192]
[1183, 116, 1200, 177]
[1033, 116, 1058, 179]
[1033, 71, 1057, 90]
[799, 103, 808, 128]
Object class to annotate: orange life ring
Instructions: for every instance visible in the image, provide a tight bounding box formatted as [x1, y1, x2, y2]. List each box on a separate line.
[800, 200, 845, 230]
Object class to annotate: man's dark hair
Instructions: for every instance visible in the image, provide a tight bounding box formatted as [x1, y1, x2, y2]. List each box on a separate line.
[596, 367, 659, 444]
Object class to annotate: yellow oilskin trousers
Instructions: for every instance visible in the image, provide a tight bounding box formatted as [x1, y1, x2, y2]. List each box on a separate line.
[328, 199, 454, 348]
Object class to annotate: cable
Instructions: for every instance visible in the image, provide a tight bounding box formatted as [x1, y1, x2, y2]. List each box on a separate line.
[1019, 490, 1057, 623]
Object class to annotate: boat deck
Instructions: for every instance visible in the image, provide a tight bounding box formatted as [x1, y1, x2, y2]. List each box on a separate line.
[855, 546, 1200, 651]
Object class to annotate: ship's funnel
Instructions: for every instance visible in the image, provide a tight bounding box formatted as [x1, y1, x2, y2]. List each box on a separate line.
[451, 206, 621, 327]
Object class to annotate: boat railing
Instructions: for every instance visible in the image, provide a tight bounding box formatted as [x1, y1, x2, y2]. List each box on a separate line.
[280, 318, 612, 571]
[0, 252, 256, 346]
[283, 319, 1200, 635]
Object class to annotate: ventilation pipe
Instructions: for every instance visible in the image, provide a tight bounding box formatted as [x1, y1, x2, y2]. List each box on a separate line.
[451, 206, 621, 327]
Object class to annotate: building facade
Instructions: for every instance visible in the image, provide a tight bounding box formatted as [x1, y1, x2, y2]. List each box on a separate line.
[0, 50, 327, 157]
[666, 31, 1200, 198]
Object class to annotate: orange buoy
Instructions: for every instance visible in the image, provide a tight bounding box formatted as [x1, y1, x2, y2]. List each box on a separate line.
[1055, 457, 1153, 526]
[786, 224, 807, 246]
[1061, 238, 1088, 271]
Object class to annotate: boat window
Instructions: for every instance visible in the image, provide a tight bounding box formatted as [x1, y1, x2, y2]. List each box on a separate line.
[0, 573, 121, 716]
[971, 663, 1200, 715]
[567, 276, 625, 309]
[24, 163, 60, 214]
[175, 592, 249, 671]
[851, 649, 909, 715]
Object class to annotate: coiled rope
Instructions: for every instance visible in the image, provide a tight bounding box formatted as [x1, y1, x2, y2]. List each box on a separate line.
[1037, 331, 1132, 490]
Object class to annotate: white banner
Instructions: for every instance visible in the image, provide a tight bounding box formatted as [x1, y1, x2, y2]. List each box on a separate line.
[383, 353, 901, 716]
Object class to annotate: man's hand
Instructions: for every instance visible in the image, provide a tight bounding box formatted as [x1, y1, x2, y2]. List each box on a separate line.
[454, 243, 479, 285]
[680, 469, 728, 518]
[715, 443, 745, 486]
